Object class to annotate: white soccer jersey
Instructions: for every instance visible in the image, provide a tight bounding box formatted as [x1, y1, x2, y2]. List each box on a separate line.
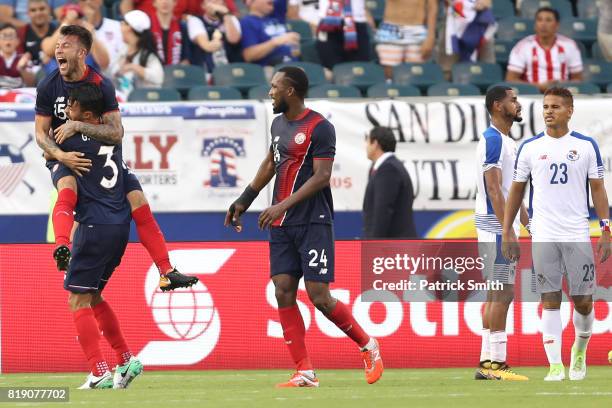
[475, 126, 520, 234]
[513, 131, 604, 241]
[507, 34, 582, 84]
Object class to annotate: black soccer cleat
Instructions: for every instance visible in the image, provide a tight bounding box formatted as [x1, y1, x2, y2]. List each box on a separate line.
[159, 268, 199, 292]
[53, 245, 71, 272]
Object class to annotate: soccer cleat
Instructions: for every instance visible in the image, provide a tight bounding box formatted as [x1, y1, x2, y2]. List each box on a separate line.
[78, 371, 113, 389]
[544, 363, 565, 381]
[53, 245, 71, 272]
[159, 268, 199, 292]
[489, 362, 529, 381]
[113, 356, 144, 389]
[275, 371, 320, 388]
[569, 345, 587, 381]
[361, 338, 383, 384]
[474, 360, 492, 380]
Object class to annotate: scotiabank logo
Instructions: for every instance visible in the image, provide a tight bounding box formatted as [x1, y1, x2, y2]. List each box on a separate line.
[137, 249, 234, 365]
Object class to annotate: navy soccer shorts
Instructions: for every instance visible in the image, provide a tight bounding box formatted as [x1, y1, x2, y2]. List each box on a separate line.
[64, 223, 130, 293]
[46, 160, 142, 193]
[269, 223, 335, 282]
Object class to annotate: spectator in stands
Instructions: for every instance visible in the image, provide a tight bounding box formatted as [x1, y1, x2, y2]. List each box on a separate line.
[598, 0, 612, 61]
[188, 0, 242, 74]
[287, 0, 320, 31]
[506, 7, 583, 92]
[240, 0, 300, 66]
[0, 0, 65, 28]
[148, 0, 190, 65]
[437, 0, 496, 80]
[120, 0, 228, 20]
[375, 0, 438, 79]
[0, 23, 36, 88]
[363, 126, 416, 239]
[17, 0, 56, 72]
[78, 0, 124, 77]
[115, 10, 164, 95]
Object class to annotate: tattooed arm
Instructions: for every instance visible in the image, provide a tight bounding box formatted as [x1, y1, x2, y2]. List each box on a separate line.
[35, 114, 63, 158]
[54, 111, 124, 145]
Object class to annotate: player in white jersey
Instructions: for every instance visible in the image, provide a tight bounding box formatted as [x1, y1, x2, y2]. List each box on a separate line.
[474, 86, 529, 381]
[503, 87, 610, 381]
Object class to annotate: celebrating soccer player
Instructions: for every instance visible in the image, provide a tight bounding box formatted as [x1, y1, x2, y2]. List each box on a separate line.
[34, 24, 197, 291]
[225, 66, 383, 387]
[474, 86, 530, 381]
[503, 87, 611, 381]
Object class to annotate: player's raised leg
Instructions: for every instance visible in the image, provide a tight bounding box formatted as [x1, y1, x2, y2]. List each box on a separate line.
[52, 176, 77, 271]
[126, 188, 199, 291]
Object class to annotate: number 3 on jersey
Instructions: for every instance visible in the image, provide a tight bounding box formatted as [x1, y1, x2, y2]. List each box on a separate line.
[98, 145, 118, 188]
[550, 162, 568, 184]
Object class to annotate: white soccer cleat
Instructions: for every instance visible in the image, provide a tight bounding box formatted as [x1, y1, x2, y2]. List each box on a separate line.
[113, 357, 144, 389]
[569, 346, 587, 381]
[78, 371, 113, 389]
[544, 364, 565, 381]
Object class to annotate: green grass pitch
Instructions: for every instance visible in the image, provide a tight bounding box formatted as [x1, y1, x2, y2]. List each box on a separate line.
[1, 367, 612, 408]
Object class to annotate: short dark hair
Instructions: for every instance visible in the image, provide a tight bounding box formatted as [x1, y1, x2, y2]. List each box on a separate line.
[69, 83, 104, 118]
[535, 7, 560, 22]
[278, 66, 309, 99]
[0, 22, 17, 33]
[544, 86, 574, 106]
[60, 24, 93, 52]
[369, 127, 396, 153]
[485, 86, 512, 114]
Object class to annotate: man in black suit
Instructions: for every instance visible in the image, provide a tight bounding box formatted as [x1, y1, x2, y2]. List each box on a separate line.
[363, 127, 417, 239]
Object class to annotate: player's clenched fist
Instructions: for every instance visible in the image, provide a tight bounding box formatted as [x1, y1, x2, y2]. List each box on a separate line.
[225, 185, 259, 232]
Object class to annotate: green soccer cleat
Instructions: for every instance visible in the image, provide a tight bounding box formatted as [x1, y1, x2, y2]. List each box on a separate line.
[113, 357, 144, 389]
[569, 345, 587, 381]
[544, 363, 565, 381]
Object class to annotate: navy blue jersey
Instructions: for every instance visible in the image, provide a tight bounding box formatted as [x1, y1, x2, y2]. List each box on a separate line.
[60, 132, 131, 225]
[35, 65, 119, 131]
[270, 109, 335, 226]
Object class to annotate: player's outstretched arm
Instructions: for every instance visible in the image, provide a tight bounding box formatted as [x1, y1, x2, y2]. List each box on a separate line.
[225, 151, 275, 231]
[55, 111, 124, 145]
[590, 178, 611, 263]
[502, 181, 527, 261]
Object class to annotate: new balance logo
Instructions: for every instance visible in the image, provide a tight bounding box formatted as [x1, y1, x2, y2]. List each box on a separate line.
[319, 268, 327, 275]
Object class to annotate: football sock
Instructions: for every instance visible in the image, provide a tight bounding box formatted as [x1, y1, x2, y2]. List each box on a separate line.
[73, 308, 109, 376]
[278, 304, 312, 371]
[53, 188, 77, 247]
[327, 300, 370, 348]
[92, 301, 132, 365]
[132, 204, 172, 274]
[480, 328, 491, 362]
[542, 309, 563, 365]
[572, 308, 594, 352]
[490, 330, 507, 364]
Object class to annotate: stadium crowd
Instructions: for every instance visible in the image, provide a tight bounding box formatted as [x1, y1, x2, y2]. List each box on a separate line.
[0, 0, 610, 99]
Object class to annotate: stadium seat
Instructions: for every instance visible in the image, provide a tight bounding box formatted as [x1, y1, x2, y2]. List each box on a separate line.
[332, 62, 385, 91]
[591, 41, 605, 61]
[496, 17, 534, 42]
[187, 86, 243, 100]
[286, 19, 313, 42]
[275, 62, 327, 87]
[577, 0, 598, 19]
[494, 40, 516, 67]
[128, 88, 181, 102]
[519, 0, 573, 19]
[557, 82, 601, 95]
[608, 83, 612, 93]
[212, 63, 267, 92]
[163, 65, 206, 91]
[366, 83, 421, 98]
[451, 62, 503, 91]
[559, 19, 597, 47]
[300, 39, 321, 64]
[581, 61, 612, 87]
[307, 84, 361, 99]
[492, 0, 516, 20]
[487, 82, 540, 95]
[427, 83, 481, 97]
[574, 40, 588, 59]
[392, 62, 445, 92]
[247, 84, 271, 99]
[365, 0, 385, 25]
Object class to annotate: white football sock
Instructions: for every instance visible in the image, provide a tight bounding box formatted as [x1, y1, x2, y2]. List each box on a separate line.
[542, 309, 563, 365]
[480, 328, 491, 362]
[490, 330, 507, 363]
[573, 308, 594, 352]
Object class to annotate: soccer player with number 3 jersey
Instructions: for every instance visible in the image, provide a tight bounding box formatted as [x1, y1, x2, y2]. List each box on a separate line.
[503, 87, 611, 381]
[225, 66, 383, 387]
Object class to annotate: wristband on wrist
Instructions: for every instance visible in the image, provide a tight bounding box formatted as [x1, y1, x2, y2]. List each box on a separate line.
[600, 219, 610, 232]
[235, 185, 259, 210]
